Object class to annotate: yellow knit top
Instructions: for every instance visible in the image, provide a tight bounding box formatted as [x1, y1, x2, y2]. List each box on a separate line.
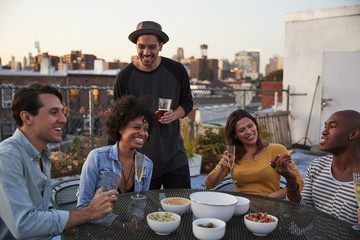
[205, 143, 304, 196]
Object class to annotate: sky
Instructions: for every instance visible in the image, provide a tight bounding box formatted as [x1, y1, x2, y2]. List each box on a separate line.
[0, 0, 359, 74]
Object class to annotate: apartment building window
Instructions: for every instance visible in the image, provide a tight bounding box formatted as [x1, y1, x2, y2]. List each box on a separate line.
[1, 84, 15, 109]
[107, 89, 113, 107]
[69, 85, 80, 111]
[92, 85, 99, 105]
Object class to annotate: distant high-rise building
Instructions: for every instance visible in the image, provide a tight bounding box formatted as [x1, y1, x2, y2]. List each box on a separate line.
[188, 44, 218, 81]
[32, 53, 60, 72]
[265, 56, 284, 76]
[218, 59, 231, 70]
[23, 52, 33, 70]
[105, 59, 129, 70]
[235, 50, 260, 74]
[34, 41, 41, 56]
[190, 58, 206, 79]
[218, 59, 233, 80]
[10, 56, 15, 70]
[177, 48, 184, 60]
[62, 50, 96, 70]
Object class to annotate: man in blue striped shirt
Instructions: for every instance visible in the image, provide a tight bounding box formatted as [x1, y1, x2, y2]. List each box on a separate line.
[0, 83, 119, 239]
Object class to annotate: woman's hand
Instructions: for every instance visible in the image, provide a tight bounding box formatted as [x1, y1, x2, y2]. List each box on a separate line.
[219, 151, 231, 170]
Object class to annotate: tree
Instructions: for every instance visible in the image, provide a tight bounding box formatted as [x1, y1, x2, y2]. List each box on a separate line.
[264, 69, 283, 82]
[199, 68, 214, 81]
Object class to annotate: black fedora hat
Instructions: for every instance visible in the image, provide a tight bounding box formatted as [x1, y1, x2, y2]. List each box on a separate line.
[128, 21, 169, 44]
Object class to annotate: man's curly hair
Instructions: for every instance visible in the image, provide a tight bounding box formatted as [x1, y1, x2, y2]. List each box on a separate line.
[106, 95, 156, 142]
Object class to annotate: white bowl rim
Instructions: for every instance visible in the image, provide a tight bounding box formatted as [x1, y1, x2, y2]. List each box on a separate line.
[193, 217, 226, 229]
[147, 211, 181, 221]
[244, 213, 278, 223]
[161, 197, 191, 205]
[236, 196, 250, 204]
[190, 191, 238, 207]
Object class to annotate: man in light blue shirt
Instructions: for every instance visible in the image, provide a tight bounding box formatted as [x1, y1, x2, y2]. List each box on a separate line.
[0, 83, 119, 239]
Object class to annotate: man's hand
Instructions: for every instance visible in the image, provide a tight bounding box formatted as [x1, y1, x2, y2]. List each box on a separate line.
[156, 106, 185, 124]
[270, 154, 297, 181]
[66, 188, 119, 229]
[157, 109, 175, 124]
[87, 188, 119, 220]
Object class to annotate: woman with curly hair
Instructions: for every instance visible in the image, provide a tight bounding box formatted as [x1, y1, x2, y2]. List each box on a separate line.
[77, 95, 156, 207]
[205, 109, 304, 198]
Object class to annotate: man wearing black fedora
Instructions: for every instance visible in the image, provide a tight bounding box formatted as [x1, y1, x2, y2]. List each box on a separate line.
[113, 21, 193, 189]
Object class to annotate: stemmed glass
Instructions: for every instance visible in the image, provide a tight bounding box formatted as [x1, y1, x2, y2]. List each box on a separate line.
[353, 172, 360, 230]
[131, 153, 146, 200]
[226, 145, 237, 184]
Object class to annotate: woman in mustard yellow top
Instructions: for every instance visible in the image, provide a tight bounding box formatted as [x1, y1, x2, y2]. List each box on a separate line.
[205, 109, 304, 198]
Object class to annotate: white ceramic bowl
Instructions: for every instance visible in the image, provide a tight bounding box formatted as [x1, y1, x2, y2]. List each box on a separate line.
[146, 212, 181, 235]
[190, 191, 238, 222]
[192, 218, 226, 240]
[234, 196, 250, 216]
[244, 213, 278, 236]
[161, 197, 191, 215]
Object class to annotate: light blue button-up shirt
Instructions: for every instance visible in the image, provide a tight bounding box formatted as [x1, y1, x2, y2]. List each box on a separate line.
[77, 143, 153, 208]
[0, 129, 69, 240]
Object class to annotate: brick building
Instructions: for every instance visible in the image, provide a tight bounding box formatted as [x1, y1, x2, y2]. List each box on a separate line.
[260, 82, 283, 109]
[0, 69, 117, 140]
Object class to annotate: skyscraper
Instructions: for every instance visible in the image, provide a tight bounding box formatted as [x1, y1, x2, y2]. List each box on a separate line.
[234, 50, 260, 73]
[177, 48, 184, 60]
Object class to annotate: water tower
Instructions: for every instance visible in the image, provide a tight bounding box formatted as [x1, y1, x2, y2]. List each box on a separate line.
[200, 44, 208, 59]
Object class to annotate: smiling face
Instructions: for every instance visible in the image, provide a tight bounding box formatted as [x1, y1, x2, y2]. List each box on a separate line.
[136, 34, 163, 71]
[21, 93, 66, 152]
[234, 117, 258, 146]
[119, 115, 149, 150]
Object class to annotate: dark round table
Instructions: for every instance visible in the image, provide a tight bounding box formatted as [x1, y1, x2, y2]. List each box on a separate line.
[62, 189, 360, 239]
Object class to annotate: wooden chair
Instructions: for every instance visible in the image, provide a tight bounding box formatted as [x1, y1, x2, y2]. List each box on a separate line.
[50, 178, 80, 210]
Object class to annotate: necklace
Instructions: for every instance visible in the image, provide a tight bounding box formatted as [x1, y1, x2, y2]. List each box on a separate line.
[122, 161, 134, 192]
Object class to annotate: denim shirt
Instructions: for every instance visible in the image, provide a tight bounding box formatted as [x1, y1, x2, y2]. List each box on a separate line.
[0, 129, 69, 240]
[77, 143, 153, 208]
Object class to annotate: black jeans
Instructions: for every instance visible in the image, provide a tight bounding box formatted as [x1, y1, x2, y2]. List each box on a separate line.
[150, 164, 191, 189]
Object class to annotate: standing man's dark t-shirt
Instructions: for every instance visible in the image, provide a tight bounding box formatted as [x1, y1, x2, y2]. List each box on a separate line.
[113, 57, 193, 183]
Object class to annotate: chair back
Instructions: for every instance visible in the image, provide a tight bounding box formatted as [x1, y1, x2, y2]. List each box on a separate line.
[51, 178, 80, 210]
[213, 182, 235, 192]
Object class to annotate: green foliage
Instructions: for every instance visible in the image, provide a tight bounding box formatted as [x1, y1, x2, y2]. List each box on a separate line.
[264, 69, 283, 82]
[184, 138, 197, 159]
[196, 128, 226, 157]
[258, 122, 274, 142]
[199, 68, 214, 81]
[51, 135, 108, 178]
[181, 121, 197, 159]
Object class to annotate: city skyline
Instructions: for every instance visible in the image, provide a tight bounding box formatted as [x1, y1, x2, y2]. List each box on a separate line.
[0, 0, 358, 74]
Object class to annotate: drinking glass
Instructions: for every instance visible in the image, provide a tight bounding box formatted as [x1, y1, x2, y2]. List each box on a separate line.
[157, 98, 172, 121]
[353, 172, 360, 230]
[226, 145, 237, 184]
[101, 171, 121, 192]
[131, 153, 146, 200]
